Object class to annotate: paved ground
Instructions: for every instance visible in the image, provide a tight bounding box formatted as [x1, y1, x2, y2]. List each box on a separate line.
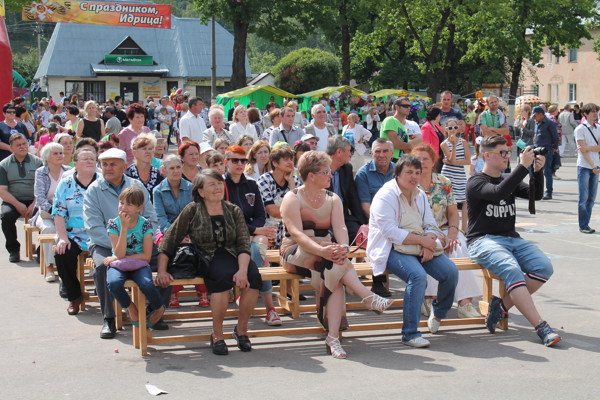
[1, 157, 599, 400]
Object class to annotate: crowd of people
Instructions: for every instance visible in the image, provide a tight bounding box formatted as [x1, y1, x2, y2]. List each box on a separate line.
[2, 89, 596, 357]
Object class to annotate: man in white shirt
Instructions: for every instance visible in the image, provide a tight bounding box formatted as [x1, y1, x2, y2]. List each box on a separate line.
[304, 104, 336, 152]
[179, 97, 207, 144]
[574, 103, 600, 234]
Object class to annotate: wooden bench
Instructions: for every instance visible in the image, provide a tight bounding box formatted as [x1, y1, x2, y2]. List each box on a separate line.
[23, 223, 40, 260]
[38, 234, 56, 275]
[120, 258, 505, 355]
[266, 246, 366, 264]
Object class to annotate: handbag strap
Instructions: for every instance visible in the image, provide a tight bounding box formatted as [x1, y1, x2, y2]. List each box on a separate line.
[584, 124, 599, 146]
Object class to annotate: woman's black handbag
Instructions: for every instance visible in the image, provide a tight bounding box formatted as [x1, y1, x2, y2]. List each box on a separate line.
[167, 243, 209, 279]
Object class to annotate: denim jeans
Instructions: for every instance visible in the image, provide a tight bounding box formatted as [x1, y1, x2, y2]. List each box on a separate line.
[107, 265, 164, 311]
[577, 166, 598, 229]
[385, 249, 458, 341]
[251, 241, 272, 295]
[468, 235, 553, 292]
[543, 150, 554, 196]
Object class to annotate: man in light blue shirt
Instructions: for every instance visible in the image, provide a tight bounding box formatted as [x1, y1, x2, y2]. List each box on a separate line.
[354, 138, 395, 297]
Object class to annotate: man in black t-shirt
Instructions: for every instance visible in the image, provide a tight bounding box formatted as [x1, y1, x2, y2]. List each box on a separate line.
[466, 135, 561, 347]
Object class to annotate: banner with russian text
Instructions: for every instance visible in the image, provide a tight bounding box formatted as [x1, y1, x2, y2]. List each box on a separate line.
[22, 1, 171, 29]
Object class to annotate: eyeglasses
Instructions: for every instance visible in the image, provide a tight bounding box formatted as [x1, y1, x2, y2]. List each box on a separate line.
[315, 169, 332, 176]
[488, 150, 512, 158]
[228, 158, 248, 164]
[399, 104, 411, 108]
[446, 126, 460, 131]
[5, 110, 16, 114]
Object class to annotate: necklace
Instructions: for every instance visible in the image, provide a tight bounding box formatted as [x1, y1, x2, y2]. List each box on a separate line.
[303, 188, 324, 205]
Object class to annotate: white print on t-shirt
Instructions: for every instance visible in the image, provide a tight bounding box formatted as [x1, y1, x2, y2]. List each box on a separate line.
[485, 200, 516, 218]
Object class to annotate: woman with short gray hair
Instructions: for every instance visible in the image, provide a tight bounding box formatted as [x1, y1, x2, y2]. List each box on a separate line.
[32, 142, 72, 282]
[153, 154, 196, 308]
[204, 107, 232, 145]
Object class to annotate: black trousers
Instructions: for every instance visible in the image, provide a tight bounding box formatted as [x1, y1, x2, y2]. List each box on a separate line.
[1, 200, 33, 253]
[54, 238, 83, 301]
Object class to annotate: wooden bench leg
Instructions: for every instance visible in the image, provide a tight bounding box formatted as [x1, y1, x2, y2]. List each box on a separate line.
[115, 299, 123, 330]
[132, 287, 140, 350]
[39, 243, 46, 275]
[138, 288, 148, 356]
[290, 279, 300, 319]
[479, 272, 493, 316]
[25, 228, 32, 260]
[77, 255, 86, 311]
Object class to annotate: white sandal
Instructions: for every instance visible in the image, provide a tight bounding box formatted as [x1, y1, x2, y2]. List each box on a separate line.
[362, 293, 393, 315]
[325, 335, 347, 359]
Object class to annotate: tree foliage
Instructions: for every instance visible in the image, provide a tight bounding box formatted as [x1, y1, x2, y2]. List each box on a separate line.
[349, 0, 598, 99]
[467, 0, 598, 99]
[192, 0, 320, 89]
[11, 46, 39, 85]
[272, 47, 341, 94]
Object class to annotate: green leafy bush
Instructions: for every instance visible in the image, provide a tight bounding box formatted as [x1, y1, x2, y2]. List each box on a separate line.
[272, 48, 340, 94]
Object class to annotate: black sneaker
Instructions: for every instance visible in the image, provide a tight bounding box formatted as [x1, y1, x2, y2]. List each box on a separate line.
[542, 195, 552, 200]
[485, 296, 508, 333]
[8, 252, 20, 263]
[580, 226, 596, 234]
[535, 321, 561, 347]
[371, 281, 392, 298]
[151, 318, 169, 330]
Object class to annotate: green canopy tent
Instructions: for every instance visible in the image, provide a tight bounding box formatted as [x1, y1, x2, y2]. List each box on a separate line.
[368, 89, 431, 102]
[297, 85, 367, 112]
[216, 85, 297, 112]
[13, 70, 28, 89]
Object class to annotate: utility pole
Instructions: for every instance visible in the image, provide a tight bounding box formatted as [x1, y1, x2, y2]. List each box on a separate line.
[35, 22, 41, 63]
[211, 16, 217, 104]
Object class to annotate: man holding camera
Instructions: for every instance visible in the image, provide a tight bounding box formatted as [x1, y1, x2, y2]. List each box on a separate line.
[532, 106, 559, 200]
[466, 135, 561, 347]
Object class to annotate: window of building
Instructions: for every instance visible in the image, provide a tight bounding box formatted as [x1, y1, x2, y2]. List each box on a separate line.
[568, 48, 578, 63]
[110, 37, 147, 56]
[65, 81, 106, 103]
[166, 81, 178, 96]
[532, 85, 539, 97]
[552, 84, 559, 104]
[569, 84, 577, 102]
[555, 54, 560, 64]
[547, 48, 553, 65]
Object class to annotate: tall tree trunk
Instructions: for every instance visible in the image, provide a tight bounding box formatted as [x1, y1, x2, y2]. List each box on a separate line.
[231, 20, 249, 90]
[426, 72, 440, 100]
[340, 0, 351, 85]
[509, 56, 523, 101]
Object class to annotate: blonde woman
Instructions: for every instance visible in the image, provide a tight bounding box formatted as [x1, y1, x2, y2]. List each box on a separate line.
[341, 113, 372, 172]
[75, 101, 105, 142]
[229, 105, 258, 143]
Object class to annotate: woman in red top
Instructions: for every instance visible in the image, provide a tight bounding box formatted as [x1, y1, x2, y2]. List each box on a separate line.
[420, 106, 445, 172]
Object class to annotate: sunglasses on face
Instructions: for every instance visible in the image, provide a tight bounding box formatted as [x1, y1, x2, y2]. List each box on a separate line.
[446, 126, 460, 131]
[228, 158, 248, 164]
[5, 110, 16, 114]
[399, 104, 411, 108]
[489, 150, 511, 158]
